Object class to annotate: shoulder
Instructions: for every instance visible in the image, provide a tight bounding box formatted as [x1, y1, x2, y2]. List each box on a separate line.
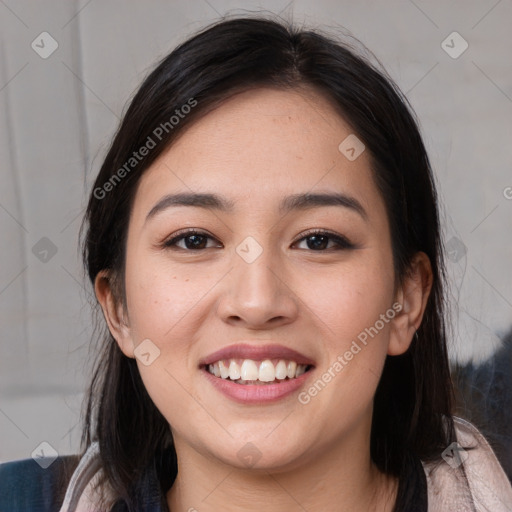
[422, 416, 512, 512]
[0, 453, 79, 512]
[0, 442, 119, 512]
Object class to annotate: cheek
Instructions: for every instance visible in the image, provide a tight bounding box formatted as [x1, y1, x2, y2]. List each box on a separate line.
[304, 251, 395, 343]
[124, 257, 208, 343]
[123, 262, 212, 427]
[297, 251, 394, 411]
[122, 254, 222, 390]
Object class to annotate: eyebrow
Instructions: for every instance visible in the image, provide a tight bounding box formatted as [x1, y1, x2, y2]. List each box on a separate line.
[145, 191, 368, 223]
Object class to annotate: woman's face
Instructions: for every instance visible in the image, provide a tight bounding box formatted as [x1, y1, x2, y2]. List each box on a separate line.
[98, 87, 421, 472]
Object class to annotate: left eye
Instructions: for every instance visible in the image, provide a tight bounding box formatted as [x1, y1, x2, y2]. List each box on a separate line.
[293, 230, 355, 251]
[163, 229, 354, 251]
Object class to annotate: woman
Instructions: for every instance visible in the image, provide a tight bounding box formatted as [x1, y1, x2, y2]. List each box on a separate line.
[1, 14, 511, 512]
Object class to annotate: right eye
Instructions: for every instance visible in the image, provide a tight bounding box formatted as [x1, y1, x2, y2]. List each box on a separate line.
[163, 229, 222, 251]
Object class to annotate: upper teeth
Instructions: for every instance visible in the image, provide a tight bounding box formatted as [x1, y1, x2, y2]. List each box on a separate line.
[207, 359, 308, 382]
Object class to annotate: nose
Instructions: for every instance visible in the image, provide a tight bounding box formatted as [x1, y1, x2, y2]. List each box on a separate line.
[216, 244, 299, 329]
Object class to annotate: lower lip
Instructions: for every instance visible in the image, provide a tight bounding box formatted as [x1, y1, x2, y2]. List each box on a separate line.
[201, 367, 314, 404]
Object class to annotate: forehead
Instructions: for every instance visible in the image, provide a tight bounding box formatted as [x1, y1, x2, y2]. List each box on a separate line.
[131, 87, 383, 221]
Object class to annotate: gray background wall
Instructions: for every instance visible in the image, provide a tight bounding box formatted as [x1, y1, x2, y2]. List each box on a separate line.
[0, 0, 511, 463]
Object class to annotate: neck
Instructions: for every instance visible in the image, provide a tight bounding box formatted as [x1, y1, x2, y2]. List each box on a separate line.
[166, 424, 398, 512]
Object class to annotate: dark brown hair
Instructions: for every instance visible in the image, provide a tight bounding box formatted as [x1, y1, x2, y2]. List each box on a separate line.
[79, 13, 463, 511]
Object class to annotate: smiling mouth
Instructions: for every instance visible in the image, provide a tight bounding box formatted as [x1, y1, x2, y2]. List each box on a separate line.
[202, 358, 314, 385]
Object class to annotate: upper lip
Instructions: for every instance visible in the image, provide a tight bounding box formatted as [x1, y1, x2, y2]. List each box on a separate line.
[199, 343, 316, 367]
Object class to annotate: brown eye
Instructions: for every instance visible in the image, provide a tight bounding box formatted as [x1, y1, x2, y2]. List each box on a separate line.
[163, 229, 221, 250]
[293, 230, 355, 251]
[163, 228, 355, 252]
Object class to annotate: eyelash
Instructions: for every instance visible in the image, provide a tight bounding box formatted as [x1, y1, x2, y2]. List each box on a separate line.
[162, 228, 355, 252]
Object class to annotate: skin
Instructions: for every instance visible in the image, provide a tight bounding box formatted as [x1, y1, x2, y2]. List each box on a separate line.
[95, 87, 433, 512]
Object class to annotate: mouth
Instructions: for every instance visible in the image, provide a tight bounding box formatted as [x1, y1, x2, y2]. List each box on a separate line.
[198, 343, 316, 402]
[201, 358, 314, 385]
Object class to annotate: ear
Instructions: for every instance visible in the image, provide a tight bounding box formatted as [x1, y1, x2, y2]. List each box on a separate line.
[94, 270, 135, 358]
[388, 251, 433, 356]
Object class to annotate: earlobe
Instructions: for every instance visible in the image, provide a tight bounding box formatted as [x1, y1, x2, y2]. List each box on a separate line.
[94, 270, 135, 358]
[388, 252, 433, 356]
